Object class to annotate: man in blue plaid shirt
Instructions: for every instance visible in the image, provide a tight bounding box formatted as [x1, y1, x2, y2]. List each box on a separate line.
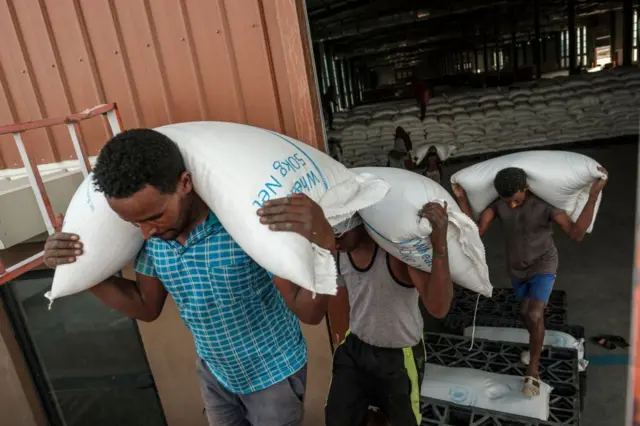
[43, 129, 335, 426]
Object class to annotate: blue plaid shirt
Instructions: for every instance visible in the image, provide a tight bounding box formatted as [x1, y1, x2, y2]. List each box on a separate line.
[134, 212, 307, 394]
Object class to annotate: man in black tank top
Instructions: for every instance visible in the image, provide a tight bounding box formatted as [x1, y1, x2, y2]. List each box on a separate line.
[325, 203, 454, 426]
[453, 166, 608, 398]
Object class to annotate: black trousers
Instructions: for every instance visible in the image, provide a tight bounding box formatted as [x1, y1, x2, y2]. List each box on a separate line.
[325, 333, 426, 426]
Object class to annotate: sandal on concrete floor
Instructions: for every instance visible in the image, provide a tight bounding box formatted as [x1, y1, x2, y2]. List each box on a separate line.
[522, 376, 542, 398]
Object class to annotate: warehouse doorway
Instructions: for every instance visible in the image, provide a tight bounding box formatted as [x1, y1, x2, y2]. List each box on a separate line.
[304, 1, 639, 426]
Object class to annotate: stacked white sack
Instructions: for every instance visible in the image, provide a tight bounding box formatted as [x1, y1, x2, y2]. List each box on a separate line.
[352, 166, 492, 297]
[47, 122, 391, 303]
[329, 68, 640, 167]
[450, 150, 606, 233]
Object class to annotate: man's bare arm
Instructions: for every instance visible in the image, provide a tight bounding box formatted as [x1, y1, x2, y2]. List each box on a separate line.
[272, 277, 330, 325]
[90, 273, 168, 322]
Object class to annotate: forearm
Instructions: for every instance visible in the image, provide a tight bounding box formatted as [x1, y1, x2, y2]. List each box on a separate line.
[273, 277, 330, 325]
[89, 276, 160, 322]
[456, 195, 474, 220]
[423, 248, 453, 318]
[571, 195, 598, 241]
[409, 243, 453, 319]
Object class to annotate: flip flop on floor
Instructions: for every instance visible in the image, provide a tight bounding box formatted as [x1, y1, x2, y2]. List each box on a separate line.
[602, 335, 630, 348]
[590, 335, 627, 350]
[522, 376, 541, 398]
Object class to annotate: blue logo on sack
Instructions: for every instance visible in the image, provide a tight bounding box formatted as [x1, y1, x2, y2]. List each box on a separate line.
[449, 386, 470, 404]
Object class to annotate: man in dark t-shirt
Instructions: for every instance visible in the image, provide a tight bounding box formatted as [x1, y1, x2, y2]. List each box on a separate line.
[453, 166, 608, 398]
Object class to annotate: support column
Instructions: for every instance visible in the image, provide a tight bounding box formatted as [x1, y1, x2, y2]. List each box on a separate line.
[512, 6, 518, 71]
[483, 38, 489, 72]
[346, 60, 355, 107]
[533, 0, 542, 78]
[556, 31, 562, 69]
[568, 0, 577, 73]
[474, 48, 480, 73]
[611, 10, 618, 64]
[623, 0, 633, 66]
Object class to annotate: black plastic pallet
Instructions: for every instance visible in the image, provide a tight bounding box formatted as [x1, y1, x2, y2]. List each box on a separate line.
[438, 318, 588, 413]
[421, 386, 580, 425]
[442, 316, 584, 341]
[453, 288, 568, 311]
[448, 288, 568, 326]
[421, 334, 581, 425]
[424, 333, 579, 388]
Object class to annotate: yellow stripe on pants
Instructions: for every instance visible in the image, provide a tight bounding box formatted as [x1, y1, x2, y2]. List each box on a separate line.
[402, 346, 422, 425]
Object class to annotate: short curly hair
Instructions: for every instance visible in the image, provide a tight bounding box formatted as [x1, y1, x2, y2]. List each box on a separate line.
[92, 128, 186, 199]
[493, 167, 527, 198]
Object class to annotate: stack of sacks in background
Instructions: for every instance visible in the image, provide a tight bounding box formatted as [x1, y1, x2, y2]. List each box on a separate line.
[328, 68, 640, 167]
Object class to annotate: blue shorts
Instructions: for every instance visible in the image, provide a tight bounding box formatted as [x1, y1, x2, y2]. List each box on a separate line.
[511, 274, 556, 303]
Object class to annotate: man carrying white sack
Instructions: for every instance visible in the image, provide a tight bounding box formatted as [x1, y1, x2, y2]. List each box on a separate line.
[42, 129, 336, 426]
[452, 166, 608, 398]
[325, 206, 453, 426]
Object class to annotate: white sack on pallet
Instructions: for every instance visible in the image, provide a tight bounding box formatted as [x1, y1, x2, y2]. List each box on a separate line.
[48, 122, 391, 303]
[450, 150, 606, 233]
[351, 167, 492, 297]
[421, 364, 552, 421]
[463, 326, 588, 372]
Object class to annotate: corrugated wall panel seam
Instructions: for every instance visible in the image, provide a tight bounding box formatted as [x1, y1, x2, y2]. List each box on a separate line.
[177, 0, 208, 121]
[141, 0, 174, 123]
[5, 0, 59, 165]
[257, 0, 286, 134]
[0, 0, 323, 171]
[103, 0, 143, 127]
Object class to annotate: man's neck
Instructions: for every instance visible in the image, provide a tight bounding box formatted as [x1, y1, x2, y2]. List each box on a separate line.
[176, 194, 210, 243]
[352, 231, 377, 258]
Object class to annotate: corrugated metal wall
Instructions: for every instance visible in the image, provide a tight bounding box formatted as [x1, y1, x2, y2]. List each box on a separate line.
[0, 0, 324, 169]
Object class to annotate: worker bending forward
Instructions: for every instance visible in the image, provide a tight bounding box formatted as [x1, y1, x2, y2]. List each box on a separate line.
[325, 204, 453, 426]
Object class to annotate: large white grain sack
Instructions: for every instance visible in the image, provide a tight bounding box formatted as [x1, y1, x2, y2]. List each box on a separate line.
[45, 174, 144, 303]
[450, 150, 606, 233]
[154, 122, 390, 295]
[421, 364, 552, 421]
[352, 167, 492, 297]
[413, 144, 457, 165]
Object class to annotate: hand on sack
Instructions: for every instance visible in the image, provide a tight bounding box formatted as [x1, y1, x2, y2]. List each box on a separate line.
[257, 193, 335, 250]
[589, 167, 608, 197]
[451, 184, 466, 200]
[44, 232, 83, 268]
[419, 202, 448, 250]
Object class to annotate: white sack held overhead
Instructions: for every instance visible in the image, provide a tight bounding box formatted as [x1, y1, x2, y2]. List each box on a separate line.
[156, 122, 390, 295]
[46, 174, 144, 303]
[421, 364, 553, 421]
[47, 123, 389, 303]
[351, 167, 492, 297]
[450, 150, 606, 233]
[413, 144, 457, 165]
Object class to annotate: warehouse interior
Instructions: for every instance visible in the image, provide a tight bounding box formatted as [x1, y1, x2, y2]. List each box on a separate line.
[305, 0, 639, 425]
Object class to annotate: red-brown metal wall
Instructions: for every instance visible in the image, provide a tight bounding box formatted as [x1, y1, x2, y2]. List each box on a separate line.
[0, 0, 324, 169]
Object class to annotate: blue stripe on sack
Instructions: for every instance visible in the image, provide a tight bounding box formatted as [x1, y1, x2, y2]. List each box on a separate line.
[266, 130, 329, 190]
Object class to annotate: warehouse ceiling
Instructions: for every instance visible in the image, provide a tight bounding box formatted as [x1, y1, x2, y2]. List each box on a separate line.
[306, 0, 624, 65]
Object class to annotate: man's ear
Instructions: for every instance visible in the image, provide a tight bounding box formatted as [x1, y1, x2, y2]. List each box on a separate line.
[179, 171, 193, 194]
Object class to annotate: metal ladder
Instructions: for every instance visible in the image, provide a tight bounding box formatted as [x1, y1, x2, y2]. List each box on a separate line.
[0, 103, 123, 285]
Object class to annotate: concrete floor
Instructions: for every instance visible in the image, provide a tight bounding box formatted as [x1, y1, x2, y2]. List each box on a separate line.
[437, 141, 637, 426]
